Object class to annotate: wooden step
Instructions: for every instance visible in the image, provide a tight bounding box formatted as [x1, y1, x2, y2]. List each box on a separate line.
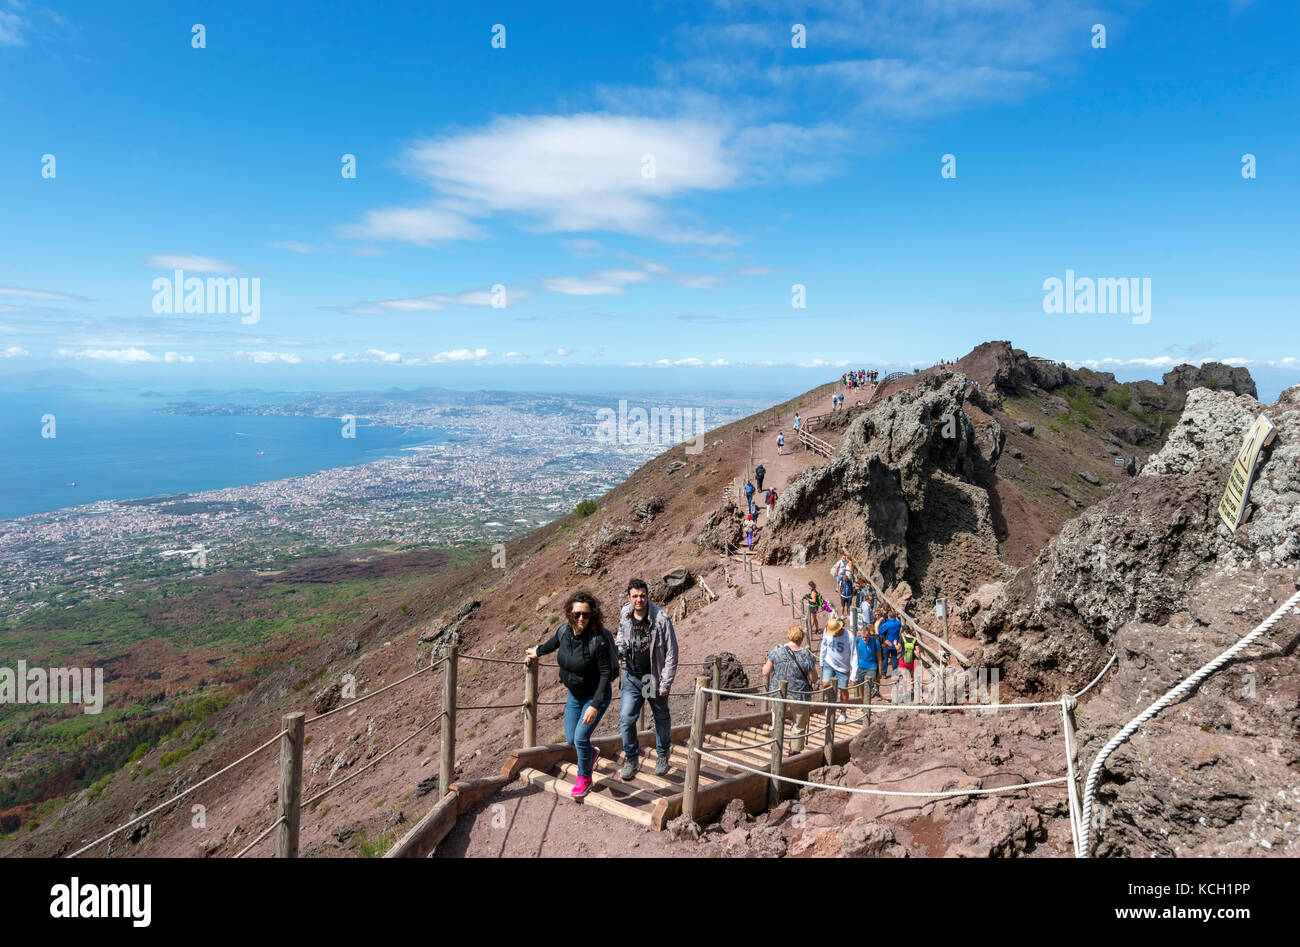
[517, 766, 654, 827]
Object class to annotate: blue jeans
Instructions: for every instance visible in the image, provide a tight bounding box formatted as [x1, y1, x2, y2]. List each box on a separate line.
[619, 669, 671, 760]
[882, 647, 899, 677]
[564, 687, 611, 778]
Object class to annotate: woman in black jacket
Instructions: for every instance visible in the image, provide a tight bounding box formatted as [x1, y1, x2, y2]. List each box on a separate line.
[525, 590, 614, 799]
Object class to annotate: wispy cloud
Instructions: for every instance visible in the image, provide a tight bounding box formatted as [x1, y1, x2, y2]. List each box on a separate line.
[146, 255, 235, 273]
[543, 269, 649, 296]
[0, 286, 82, 301]
[2, 345, 29, 358]
[55, 347, 159, 363]
[267, 240, 320, 254]
[235, 350, 302, 365]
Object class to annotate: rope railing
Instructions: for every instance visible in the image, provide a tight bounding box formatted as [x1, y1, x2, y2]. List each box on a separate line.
[693, 748, 1069, 799]
[699, 685, 1059, 712]
[298, 712, 443, 812]
[66, 726, 290, 858]
[235, 816, 284, 859]
[305, 656, 446, 725]
[1078, 589, 1300, 858]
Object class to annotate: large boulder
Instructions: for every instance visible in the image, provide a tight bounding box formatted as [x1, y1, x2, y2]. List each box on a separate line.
[763, 373, 1008, 602]
[980, 383, 1300, 697]
[1162, 362, 1258, 411]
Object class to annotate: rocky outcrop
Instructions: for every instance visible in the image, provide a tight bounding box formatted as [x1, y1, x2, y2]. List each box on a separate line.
[763, 373, 1008, 602]
[1078, 567, 1300, 857]
[980, 384, 1300, 697]
[1162, 362, 1258, 411]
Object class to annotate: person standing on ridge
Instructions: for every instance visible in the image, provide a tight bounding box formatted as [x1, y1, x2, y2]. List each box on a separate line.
[526, 591, 614, 800]
[616, 578, 678, 780]
[755, 461, 766, 492]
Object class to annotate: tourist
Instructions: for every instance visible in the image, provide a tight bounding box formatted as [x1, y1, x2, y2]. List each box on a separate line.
[765, 487, 777, 513]
[761, 625, 817, 753]
[525, 591, 615, 799]
[897, 624, 922, 701]
[616, 579, 679, 779]
[793, 413, 801, 448]
[755, 462, 766, 492]
[802, 580, 826, 634]
[745, 513, 755, 549]
[830, 552, 852, 583]
[744, 479, 756, 515]
[819, 617, 853, 724]
[777, 431, 785, 455]
[875, 607, 903, 681]
[851, 622, 882, 701]
[837, 567, 855, 616]
[855, 586, 875, 631]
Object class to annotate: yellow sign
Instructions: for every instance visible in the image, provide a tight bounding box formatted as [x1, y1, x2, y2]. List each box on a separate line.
[1219, 414, 1277, 531]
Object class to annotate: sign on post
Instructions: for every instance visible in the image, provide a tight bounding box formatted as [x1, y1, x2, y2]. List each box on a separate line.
[1218, 414, 1277, 532]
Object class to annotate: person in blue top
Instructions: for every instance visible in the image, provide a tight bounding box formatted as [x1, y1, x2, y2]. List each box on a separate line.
[875, 607, 903, 681]
[851, 624, 882, 700]
[777, 431, 785, 455]
[743, 479, 757, 515]
[837, 569, 855, 614]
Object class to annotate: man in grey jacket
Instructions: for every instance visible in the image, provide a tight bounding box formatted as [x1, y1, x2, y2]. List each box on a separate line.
[617, 578, 679, 779]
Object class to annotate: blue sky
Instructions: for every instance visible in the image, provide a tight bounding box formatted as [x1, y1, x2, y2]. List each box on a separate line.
[2, 0, 1298, 399]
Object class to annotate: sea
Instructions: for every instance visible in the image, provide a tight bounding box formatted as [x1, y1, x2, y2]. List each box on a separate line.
[0, 391, 450, 521]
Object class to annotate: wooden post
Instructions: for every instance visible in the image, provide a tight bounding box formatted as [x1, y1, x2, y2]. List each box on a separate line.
[275, 712, 304, 858]
[758, 566, 767, 593]
[522, 655, 538, 748]
[683, 676, 710, 824]
[440, 643, 458, 800]
[1062, 694, 1083, 850]
[710, 655, 721, 721]
[942, 597, 950, 647]
[824, 679, 836, 767]
[768, 680, 788, 808]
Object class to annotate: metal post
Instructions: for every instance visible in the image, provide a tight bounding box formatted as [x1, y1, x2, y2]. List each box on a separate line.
[440, 643, 458, 799]
[768, 680, 788, 808]
[523, 655, 538, 748]
[275, 712, 304, 858]
[683, 676, 710, 824]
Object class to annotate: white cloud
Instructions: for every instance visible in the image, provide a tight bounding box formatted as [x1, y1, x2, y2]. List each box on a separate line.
[345, 114, 744, 246]
[2, 346, 29, 358]
[163, 351, 195, 364]
[0, 286, 77, 301]
[502, 351, 525, 358]
[431, 347, 490, 363]
[267, 241, 319, 254]
[0, 8, 25, 46]
[709, 358, 728, 366]
[337, 206, 485, 245]
[332, 349, 405, 364]
[543, 269, 649, 296]
[236, 351, 302, 365]
[56, 347, 159, 363]
[555, 348, 570, 357]
[147, 255, 235, 273]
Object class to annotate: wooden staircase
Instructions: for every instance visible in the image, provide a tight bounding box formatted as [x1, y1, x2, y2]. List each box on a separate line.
[514, 708, 871, 829]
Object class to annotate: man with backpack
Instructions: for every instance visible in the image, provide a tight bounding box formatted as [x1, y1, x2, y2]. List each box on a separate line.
[755, 462, 766, 492]
[617, 578, 679, 779]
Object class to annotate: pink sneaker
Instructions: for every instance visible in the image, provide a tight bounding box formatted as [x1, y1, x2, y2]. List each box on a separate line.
[571, 775, 591, 799]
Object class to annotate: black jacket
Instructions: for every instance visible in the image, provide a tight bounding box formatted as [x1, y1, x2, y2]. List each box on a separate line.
[536, 623, 614, 701]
